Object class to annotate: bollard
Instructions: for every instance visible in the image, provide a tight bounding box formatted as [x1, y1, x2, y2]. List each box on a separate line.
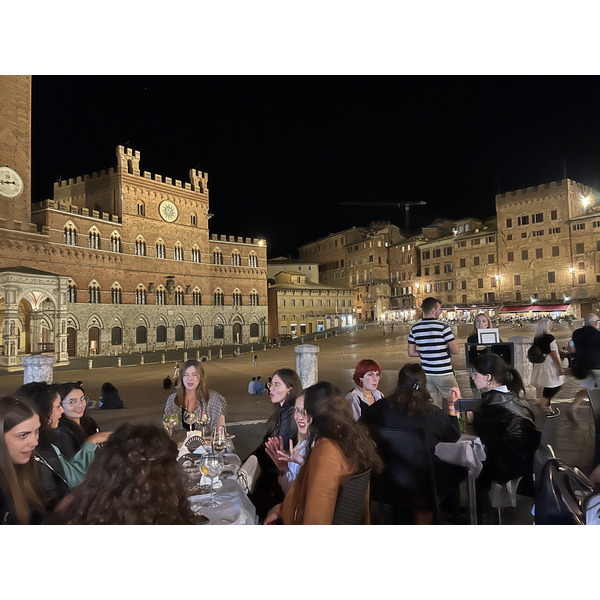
[295, 344, 320, 388]
[263, 344, 267, 350]
[117, 357, 122, 367]
[161, 354, 166, 364]
[88, 359, 93, 370]
[208, 349, 212, 360]
[219, 349, 223, 358]
[140, 355, 144, 365]
[196, 350, 200, 360]
[183, 351, 188, 362]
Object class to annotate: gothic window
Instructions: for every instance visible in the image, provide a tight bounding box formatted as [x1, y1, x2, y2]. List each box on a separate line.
[110, 283, 123, 304]
[213, 249, 223, 265]
[248, 252, 258, 267]
[249, 290, 259, 306]
[231, 251, 241, 266]
[135, 236, 147, 256]
[174, 287, 184, 305]
[232, 289, 242, 307]
[110, 231, 122, 253]
[88, 227, 101, 250]
[214, 324, 224, 339]
[191, 245, 201, 263]
[175, 325, 185, 342]
[174, 243, 184, 261]
[137, 202, 145, 216]
[156, 286, 166, 305]
[213, 288, 224, 306]
[88, 281, 101, 304]
[193, 325, 202, 340]
[135, 285, 146, 305]
[64, 223, 77, 246]
[136, 326, 147, 344]
[192, 288, 202, 305]
[155, 239, 166, 259]
[67, 283, 77, 303]
[156, 325, 167, 343]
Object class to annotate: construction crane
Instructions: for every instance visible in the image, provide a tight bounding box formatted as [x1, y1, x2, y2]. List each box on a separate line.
[338, 200, 427, 231]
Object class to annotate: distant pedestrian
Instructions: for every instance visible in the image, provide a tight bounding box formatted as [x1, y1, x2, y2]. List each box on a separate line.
[98, 381, 124, 410]
[255, 376, 265, 395]
[163, 375, 173, 390]
[248, 377, 257, 394]
[408, 297, 460, 406]
[173, 362, 180, 382]
[566, 313, 600, 422]
[253, 353, 258, 367]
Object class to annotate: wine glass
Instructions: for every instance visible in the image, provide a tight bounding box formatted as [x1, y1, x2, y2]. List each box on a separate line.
[183, 410, 197, 432]
[212, 426, 228, 455]
[163, 413, 179, 437]
[200, 453, 224, 507]
[197, 408, 210, 440]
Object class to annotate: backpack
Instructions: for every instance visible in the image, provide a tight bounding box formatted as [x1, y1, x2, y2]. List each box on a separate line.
[527, 343, 546, 363]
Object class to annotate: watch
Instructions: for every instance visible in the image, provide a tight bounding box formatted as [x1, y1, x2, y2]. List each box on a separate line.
[158, 200, 179, 222]
[0, 166, 24, 198]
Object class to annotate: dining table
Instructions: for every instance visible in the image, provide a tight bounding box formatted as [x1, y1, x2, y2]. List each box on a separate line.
[176, 431, 258, 525]
[435, 434, 486, 525]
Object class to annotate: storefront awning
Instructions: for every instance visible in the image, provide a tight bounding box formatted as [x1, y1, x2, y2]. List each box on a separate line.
[499, 304, 570, 313]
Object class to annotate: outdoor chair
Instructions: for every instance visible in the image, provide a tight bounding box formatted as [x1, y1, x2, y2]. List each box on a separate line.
[332, 468, 372, 525]
[368, 426, 440, 524]
[441, 398, 482, 413]
[587, 388, 600, 469]
[540, 407, 561, 449]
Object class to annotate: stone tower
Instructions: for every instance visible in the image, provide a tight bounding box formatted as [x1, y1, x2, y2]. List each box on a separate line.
[0, 75, 32, 227]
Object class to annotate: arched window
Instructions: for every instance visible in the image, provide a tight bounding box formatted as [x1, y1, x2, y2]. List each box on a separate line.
[174, 242, 184, 261]
[191, 245, 201, 263]
[250, 323, 259, 337]
[213, 288, 224, 306]
[156, 325, 167, 343]
[111, 283, 123, 305]
[231, 250, 241, 266]
[192, 288, 202, 305]
[111, 327, 122, 345]
[135, 285, 146, 305]
[156, 239, 166, 259]
[190, 213, 197, 226]
[64, 222, 77, 246]
[175, 325, 185, 342]
[248, 252, 258, 267]
[110, 231, 122, 253]
[135, 236, 147, 256]
[88, 227, 101, 250]
[156, 286, 166, 305]
[249, 289, 260, 306]
[213, 249, 223, 265]
[214, 323, 224, 339]
[174, 287, 184, 305]
[136, 325, 147, 344]
[232, 289, 242, 307]
[88, 281, 101, 304]
[193, 324, 202, 340]
[137, 201, 145, 216]
[67, 283, 77, 303]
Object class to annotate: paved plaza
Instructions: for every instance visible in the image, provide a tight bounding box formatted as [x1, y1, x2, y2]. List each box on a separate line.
[1, 321, 596, 523]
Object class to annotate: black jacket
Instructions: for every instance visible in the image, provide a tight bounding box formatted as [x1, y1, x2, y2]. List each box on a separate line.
[54, 415, 100, 460]
[34, 432, 71, 512]
[1, 488, 45, 525]
[473, 389, 540, 488]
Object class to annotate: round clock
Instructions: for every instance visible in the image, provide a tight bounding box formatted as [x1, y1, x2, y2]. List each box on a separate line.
[158, 200, 179, 222]
[0, 166, 24, 198]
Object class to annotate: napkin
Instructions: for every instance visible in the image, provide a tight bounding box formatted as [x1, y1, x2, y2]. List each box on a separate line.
[435, 435, 486, 478]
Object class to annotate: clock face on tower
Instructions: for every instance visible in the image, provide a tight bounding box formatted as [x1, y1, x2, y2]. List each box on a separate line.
[0, 166, 24, 198]
[158, 200, 179, 222]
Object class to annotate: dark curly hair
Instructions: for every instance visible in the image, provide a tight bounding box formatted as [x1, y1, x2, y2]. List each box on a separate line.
[47, 424, 199, 525]
[386, 363, 435, 416]
[14, 382, 58, 432]
[303, 381, 382, 474]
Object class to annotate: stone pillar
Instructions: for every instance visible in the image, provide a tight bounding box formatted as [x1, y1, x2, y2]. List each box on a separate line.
[117, 357, 122, 367]
[208, 350, 212, 360]
[183, 351, 188, 362]
[161, 354, 166, 364]
[88, 359, 93, 369]
[22, 355, 56, 384]
[508, 336, 536, 399]
[295, 344, 320, 389]
[218, 348, 223, 358]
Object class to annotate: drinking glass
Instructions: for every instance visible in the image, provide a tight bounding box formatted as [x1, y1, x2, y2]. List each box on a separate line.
[200, 453, 224, 507]
[162, 413, 179, 437]
[197, 408, 210, 440]
[212, 426, 228, 455]
[183, 410, 197, 432]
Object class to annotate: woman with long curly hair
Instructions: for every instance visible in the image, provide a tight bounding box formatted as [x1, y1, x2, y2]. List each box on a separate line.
[163, 359, 227, 434]
[361, 363, 462, 524]
[0, 396, 45, 524]
[266, 381, 382, 525]
[47, 424, 200, 524]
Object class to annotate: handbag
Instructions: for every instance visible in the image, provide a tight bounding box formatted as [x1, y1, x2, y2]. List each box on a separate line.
[570, 356, 590, 380]
[535, 458, 597, 524]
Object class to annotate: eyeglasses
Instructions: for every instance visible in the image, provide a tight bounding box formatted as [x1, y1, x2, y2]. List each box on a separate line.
[271, 382, 287, 389]
[62, 397, 87, 406]
[294, 408, 307, 418]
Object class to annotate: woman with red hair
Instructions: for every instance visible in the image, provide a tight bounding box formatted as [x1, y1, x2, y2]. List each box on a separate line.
[345, 359, 384, 420]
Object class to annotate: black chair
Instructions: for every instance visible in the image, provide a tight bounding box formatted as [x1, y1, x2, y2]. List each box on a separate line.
[588, 388, 600, 469]
[533, 443, 556, 493]
[331, 468, 372, 525]
[369, 426, 440, 524]
[441, 398, 482, 413]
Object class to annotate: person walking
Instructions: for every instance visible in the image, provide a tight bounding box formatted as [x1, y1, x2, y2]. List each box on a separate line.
[408, 297, 460, 406]
[566, 313, 600, 422]
[253, 353, 258, 367]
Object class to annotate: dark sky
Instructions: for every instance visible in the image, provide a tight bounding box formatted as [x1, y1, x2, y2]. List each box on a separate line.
[31, 75, 600, 257]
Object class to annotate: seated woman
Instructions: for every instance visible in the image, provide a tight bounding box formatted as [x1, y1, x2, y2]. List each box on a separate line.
[54, 382, 101, 460]
[247, 368, 301, 521]
[361, 363, 463, 524]
[467, 313, 502, 399]
[47, 424, 201, 524]
[266, 381, 382, 525]
[15, 382, 110, 513]
[345, 359, 384, 420]
[99, 381, 124, 410]
[163, 359, 227, 434]
[0, 396, 46, 524]
[264, 390, 310, 495]
[470, 353, 541, 522]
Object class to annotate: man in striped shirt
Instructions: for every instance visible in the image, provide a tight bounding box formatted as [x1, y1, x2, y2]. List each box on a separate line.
[408, 297, 460, 405]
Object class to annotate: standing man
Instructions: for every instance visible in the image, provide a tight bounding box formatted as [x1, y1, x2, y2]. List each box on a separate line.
[566, 313, 600, 422]
[408, 297, 460, 405]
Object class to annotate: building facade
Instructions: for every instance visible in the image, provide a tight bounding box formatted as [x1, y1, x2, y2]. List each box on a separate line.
[0, 76, 268, 369]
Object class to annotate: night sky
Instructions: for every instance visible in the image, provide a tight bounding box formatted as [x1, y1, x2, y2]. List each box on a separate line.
[30, 75, 600, 258]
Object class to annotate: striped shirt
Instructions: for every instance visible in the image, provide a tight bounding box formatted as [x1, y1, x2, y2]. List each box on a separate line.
[408, 318, 455, 375]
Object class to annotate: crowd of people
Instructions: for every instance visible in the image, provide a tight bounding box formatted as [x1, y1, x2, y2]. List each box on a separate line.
[1, 298, 599, 526]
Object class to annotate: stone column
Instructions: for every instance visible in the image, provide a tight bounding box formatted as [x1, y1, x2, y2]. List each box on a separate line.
[295, 344, 320, 388]
[508, 335, 536, 399]
[22, 354, 56, 384]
